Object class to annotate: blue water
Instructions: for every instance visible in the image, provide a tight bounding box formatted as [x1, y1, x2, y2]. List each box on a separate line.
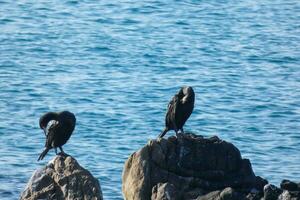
[0, 0, 300, 199]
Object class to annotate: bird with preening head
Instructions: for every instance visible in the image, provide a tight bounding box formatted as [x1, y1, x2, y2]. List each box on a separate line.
[38, 111, 76, 161]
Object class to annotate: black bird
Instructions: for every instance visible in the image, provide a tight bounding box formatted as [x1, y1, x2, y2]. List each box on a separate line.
[38, 111, 76, 161]
[158, 86, 195, 138]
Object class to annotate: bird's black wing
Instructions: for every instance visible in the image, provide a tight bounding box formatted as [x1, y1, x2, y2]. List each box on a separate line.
[166, 95, 179, 129]
[159, 94, 180, 138]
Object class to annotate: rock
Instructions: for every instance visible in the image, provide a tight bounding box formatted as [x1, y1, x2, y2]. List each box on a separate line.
[280, 180, 299, 191]
[196, 187, 246, 200]
[122, 133, 268, 200]
[263, 184, 282, 200]
[278, 180, 300, 200]
[183, 188, 204, 199]
[246, 191, 261, 200]
[278, 190, 300, 200]
[278, 190, 292, 200]
[151, 183, 178, 200]
[245, 188, 263, 200]
[20, 154, 103, 200]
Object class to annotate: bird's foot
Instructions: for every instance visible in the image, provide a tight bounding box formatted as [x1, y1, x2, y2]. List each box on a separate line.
[175, 132, 184, 139]
[58, 151, 66, 156]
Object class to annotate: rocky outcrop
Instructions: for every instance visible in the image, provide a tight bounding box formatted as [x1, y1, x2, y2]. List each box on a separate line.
[122, 133, 268, 200]
[20, 154, 103, 200]
[122, 133, 300, 200]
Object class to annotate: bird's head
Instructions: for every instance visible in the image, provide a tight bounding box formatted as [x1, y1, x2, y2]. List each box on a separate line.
[180, 86, 195, 104]
[39, 112, 58, 130]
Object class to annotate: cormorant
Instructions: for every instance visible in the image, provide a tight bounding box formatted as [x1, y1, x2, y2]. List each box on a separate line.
[158, 86, 195, 138]
[38, 111, 76, 161]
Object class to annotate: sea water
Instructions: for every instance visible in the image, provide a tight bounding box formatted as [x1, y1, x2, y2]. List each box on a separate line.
[0, 0, 300, 199]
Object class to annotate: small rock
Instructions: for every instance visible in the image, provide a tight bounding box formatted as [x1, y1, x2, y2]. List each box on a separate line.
[245, 188, 263, 200]
[219, 187, 244, 200]
[20, 154, 103, 200]
[264, 184, 282, 200]
[183, 188, 204, 199]
[151, 183, 178, 200]
[196, 187, 244, 200]
[280, 180, 299, 191]
[246, 192, 261, 200]
[279, 190, 300, 200]
[196, 190, 221, 200]
[278, 190, 292, 200]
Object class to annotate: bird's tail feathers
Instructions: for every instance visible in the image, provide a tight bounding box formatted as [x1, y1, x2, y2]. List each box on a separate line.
[38, 148, 50, 161]
[158, 128, 168, 138]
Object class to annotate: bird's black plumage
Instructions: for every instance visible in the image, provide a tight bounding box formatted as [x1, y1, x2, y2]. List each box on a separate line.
[38, 111, 76, 161]
[159, 86, 195, 138]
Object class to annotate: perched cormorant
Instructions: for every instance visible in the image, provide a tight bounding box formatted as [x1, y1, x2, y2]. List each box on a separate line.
[38, 111, 76, 161]
[158, 86, 195, 138]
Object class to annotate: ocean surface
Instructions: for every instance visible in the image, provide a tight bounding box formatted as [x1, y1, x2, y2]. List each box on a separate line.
[0, 0, 300, 199]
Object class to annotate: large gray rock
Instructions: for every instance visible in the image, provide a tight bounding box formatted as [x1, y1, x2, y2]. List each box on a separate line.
[122, 133, 268, 200]
[20, 154, 103, 200]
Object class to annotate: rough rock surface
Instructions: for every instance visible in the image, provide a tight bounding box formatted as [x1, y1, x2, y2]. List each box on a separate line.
[278, 179, 300, 200]
[264, 184, 282, 200]
[262, 180, 300, 200]
[122, 133, 268, 200]
[20, 154, 103, 200]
